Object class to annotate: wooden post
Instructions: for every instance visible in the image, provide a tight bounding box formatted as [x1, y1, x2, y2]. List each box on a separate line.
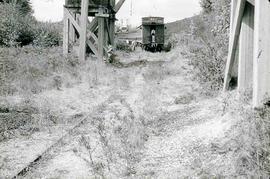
[253, 0, 270, 107]
[63, 0, 125, 60]
[104, 19, 108, 49]
[238, 2, 254, 92]
[76, 13, 81, 26]
[75, 13, 81, 40]
[230, 0, 238, 34]
[98, 17, 105, 60]
[230, 0, 239, 83]
[69, 11, 76, 44]
[79, 0, 89, 61]
[223, 0, 246, 91]
[109, 17, 115, 47]
[63, 8, 69, 55]
[115, 0, 126, 12]
[109, 0, 116, 48]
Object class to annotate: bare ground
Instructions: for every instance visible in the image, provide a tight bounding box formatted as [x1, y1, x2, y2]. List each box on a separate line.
[0, 48, 263, 178]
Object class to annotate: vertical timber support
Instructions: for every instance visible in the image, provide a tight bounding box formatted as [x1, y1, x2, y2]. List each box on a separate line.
[69, 11, 76, 44]
[63, 0, 125, 61]
[109, 0, 116, 48]
[253, 0, 270, 107]
[98, 16, 105, 60]
[223, 0, 246, 91]
[238, 2, 254, 92]
[63, 7, 69, 55]
[230, 0, 237, 34]
[231, 0, 239, 85]
[79, 0, 89, 61]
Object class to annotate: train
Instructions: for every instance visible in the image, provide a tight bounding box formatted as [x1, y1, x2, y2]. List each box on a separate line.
[142, 17, 165, 52]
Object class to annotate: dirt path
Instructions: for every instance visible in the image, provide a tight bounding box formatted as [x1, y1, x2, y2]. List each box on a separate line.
[2, 49, 239, 178]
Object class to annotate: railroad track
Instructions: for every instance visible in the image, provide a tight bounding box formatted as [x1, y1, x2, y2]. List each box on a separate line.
[12, 113, 91, 178]
[10, 93, 119, 178]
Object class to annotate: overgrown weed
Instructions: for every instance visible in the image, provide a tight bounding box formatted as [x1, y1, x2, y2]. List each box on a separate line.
[220, 91, 270, 176]
[77, 97, 147, 178]
[0, 46, 82, 96]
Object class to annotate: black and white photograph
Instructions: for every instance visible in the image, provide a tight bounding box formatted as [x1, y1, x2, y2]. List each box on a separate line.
[0, 0, 270, 178]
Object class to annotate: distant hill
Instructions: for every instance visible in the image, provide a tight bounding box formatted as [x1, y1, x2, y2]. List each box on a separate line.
[165, 15, 200, 37]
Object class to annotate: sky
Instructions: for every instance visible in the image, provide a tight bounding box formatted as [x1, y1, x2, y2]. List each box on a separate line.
[31, 0, 201, 26]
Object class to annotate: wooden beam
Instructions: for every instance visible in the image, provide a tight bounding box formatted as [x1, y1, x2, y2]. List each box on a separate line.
[79, 0, 89, 61]
[66, 11, 97, 42]
[253, 0, 270, 107]
[229, 0, 240, 82]
[63, 8, 69, 55]
[65, 9, 99, 58]
[105, 19, 112, 44]
[109, 19, 115, 47]
[69, 11, 76, 43]
[86, 39, 98, 57]
[89, 18, 98, 32]
[109, 0, 116, 47]
[238, 2, 254, 92]
[66, 9, 81, 32]
[98, 17, 105, 60]
[88, 31, 98, 44]
[247, 0, 254, 6]
[223, 0, 246, 91]
[115, 0, 126, 12]
[230, 0, 237, 35]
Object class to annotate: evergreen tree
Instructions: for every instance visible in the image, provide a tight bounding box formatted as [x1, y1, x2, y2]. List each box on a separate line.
[0, 0, 32, 15]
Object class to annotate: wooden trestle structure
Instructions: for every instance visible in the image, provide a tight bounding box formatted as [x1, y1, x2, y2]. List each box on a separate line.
[63, 0, 125, 61]
[224, 0, 270, 108]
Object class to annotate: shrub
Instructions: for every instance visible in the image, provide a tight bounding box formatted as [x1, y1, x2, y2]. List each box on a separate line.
[115, 40, 133, 52]
[33, 22, 62, 47]
[178, 0, 230, 93]
[0, 3, 62, 47]
[0, 3, 22, 46]
[220, 92, 270, 176]
[0, 46, 82, 96]
[0, 0, 32, 15]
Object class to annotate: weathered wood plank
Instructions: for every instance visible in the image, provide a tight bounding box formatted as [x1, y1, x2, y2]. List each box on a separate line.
[238, 2, 254, 92]
[88, 31, 98, 43]
[89, 18, 98, 32]
[65, 0, 110, 7]
[98, 17, 105, 60]
[66, 9, 99, 57]
[69, 11, 76, 43]
[109, 0, 115, 47]
[253, 0, 270, 107]
[115, 0, 125, 12]
[86, 39, 98, 57]
[223, 0, 246, 91]
[63, 8, 70, 55]
[247, 0, 254, 6]
[66, 9, 81, 32]
[79, 0, 89, 61]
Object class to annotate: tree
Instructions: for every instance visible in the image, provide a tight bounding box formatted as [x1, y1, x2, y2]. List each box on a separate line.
[200, 0, 213, 13]
[0, 0, 32, 15]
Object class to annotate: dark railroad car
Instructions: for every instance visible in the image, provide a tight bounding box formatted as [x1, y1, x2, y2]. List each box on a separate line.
[142, 17, 165, 52]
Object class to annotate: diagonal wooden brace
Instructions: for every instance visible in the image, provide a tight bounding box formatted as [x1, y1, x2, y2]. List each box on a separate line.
[66, 9, 99, 58]
[223, 0, 246, 91]
[115, 0, 126, 12]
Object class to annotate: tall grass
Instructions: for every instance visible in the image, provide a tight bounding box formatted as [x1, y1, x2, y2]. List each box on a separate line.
[0, 46, 82, 96]
[221, 92, 270, 176]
